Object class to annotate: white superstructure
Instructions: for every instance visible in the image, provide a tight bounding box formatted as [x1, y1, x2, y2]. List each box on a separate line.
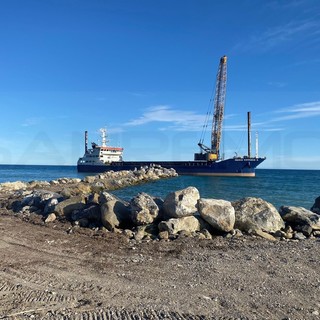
[77, 128, 123, 166]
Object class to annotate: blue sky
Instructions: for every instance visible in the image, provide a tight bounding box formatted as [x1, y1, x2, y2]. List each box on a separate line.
[0, 0, 319, 169]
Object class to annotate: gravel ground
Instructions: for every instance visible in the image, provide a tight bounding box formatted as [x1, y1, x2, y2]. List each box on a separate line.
[0, 209, 320, 320]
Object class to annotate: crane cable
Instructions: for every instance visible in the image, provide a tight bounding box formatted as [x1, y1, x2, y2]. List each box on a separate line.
[199, 80, 216, 145]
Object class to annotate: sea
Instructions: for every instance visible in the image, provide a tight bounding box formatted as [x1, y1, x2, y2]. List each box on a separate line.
[0, 165, 318, 210]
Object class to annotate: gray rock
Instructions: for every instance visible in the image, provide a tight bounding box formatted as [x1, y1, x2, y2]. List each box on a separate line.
[158, 230, 169, 240]
[200, 229, 213, 240]
[197, 198, 235, 232]
[123, 229, 134, 239]
[99, 191, 119, 205]
[21, 190, 62, 209]
[311, 196, 320, 214]
[252, 229, 277, 241]
[100, 199, 130, 231]
[54, 196, 86, 218]
[0, 181, 28, 191]
[84, 175, 96, 184]
[45, 213, 57, 223]
[163, 186, 200, 218]
[293, 232, 306, 240]
[158, 216, 201, 235]
[71, 205, 101, 222]
[232, 197, 285, 233]
[44, 198, 59, 215]
[280, 206, 320, 231]
[130, 192, 159, 226]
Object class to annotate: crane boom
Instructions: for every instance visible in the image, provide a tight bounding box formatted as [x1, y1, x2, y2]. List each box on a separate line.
[211, 55, 227, 159]
[197, 55, 227, 161]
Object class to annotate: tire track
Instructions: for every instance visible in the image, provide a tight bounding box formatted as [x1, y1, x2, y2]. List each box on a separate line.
[2, 307, 248, 320]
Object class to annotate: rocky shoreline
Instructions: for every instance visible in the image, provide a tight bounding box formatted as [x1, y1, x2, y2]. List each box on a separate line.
[1, 166, 320, 319]
[1, 165, 319, 243]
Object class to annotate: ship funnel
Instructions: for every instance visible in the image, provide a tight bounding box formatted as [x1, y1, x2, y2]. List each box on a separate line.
[85, 130, 88, 153]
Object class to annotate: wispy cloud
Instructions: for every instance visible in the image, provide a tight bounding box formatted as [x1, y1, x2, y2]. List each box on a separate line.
[273, 101, 320, 121]
[234, 18, 320, 52]
[123, 102, 320, 134]
[125, 105, 205, 131]
[267, 81, 287, 88]
[21, 117, 44, 127]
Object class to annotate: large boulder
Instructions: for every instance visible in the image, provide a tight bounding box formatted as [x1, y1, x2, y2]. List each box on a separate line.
[130, 192, 159, 226]
[71, 205, 101, 223]
[232, 197, 285, 233]
[279, 206, 320, 231]
[311, 196, 320, 215]
[100, 198, 130, 231]
[158, 216, 201, 235]
[163, 186, 200, 218]
[54, 196, 86, 218]
[197, 198, 235, 232]
[21, 190, 62, 208]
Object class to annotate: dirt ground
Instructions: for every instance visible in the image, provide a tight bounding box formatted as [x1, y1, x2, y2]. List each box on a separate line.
[0, 209, 320, 320]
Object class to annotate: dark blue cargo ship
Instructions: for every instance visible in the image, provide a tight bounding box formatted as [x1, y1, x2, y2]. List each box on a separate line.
[77, 56, 266, 177]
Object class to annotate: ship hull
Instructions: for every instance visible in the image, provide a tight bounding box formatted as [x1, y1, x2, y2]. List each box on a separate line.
[77, 157, 265, 177]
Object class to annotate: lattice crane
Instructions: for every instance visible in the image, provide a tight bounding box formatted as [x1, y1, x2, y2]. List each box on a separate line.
[197, 55, 227, 161]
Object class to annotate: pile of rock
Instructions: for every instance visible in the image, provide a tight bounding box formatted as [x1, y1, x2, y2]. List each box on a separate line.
[0, 165, 177, 194]
[5, 180, 320, 241]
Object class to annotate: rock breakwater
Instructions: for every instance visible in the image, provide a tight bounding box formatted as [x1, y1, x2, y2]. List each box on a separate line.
[1, 166, 320, 242]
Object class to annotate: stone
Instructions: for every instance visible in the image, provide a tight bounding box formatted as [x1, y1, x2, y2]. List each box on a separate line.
[200, 229, 213, 240]
[0, 181, 28, 191]
[100, 199, 130, 231]
[134, 226, 146, 241]
[197, 198, 235, 232]
[76, 183, 92, 195]
[293, 232, 306, 240]
[54, 196, 86, 218]
[158, 230, 169, 240]
[71, 205, 101, 222]
[163, 186, 200, 218]
[78, 218, 89, 228]
[279, 206, 320, 231]
[232, 197, 285, 233]
[123, 229, 135, 239]
[311, 196, 320, 214]
[45, 213, 57, 223]
[44, 198, 59, 215]
[130, 192, 159, 226]
[99, 191, 119, 204]
[252, 229, 277, 241]
[158, 216, 201, 235]
[21, 190, 62, 209]
[84, 176, 96, 184]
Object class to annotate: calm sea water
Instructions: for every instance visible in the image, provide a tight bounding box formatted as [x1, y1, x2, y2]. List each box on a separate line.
[0, 165, 318, 210]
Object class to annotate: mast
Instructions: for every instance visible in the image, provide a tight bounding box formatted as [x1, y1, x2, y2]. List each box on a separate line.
[255, 131, 259, 158]
[85, 130, 88, 153]
[100, 128, 107, 147]
[247, 111, 251, 158]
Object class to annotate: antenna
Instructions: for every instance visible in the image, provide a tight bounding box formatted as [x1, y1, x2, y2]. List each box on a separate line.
[100, 128, 107, 147]
[255, 131, 259, 158]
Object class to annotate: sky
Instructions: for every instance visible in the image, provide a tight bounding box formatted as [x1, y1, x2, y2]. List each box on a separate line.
[0, 0, 320, 169]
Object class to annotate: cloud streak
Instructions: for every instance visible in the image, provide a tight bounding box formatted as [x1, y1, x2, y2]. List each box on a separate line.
[21, 117, 45, 127]
[273, 101, 320, 121]
[234, 17, 320, 52]
[125, 105, 206, 131]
